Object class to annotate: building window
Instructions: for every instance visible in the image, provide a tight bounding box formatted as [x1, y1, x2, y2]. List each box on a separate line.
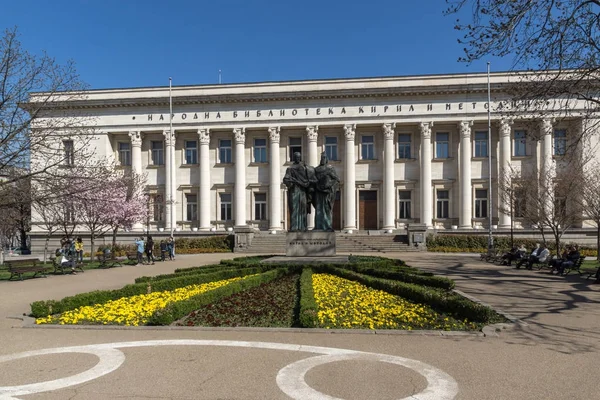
[361, 135, 375, 160]
[554, 129, 567, 156]
[254, 193, 267, 220]
[398, 191, 411, 219]
[186, 194, 197, 221]
[435, 132, 449, 159]
[554, 195, 567, 219]
[64, 203, 75, 223]
[436, 190, 449, 219]
[151, 141, 164, 165]
[398, 134, 411, 159]
[514, 130, 527, 157]
[219, 139, 232, 163]
[475, 189, 488, 218]
[151, 194, 164, 222]
[514, 188, 526, 218]
[254, 138, 267, 163]
[220, 193, 232, 221]
[474, 131, 488, 158]
[289, 137, 302, 161]
[118, 142, 131, 166]
[185, 140, 198, 164]
[63, 140, 74, 166]
[325, 136, 338, 161]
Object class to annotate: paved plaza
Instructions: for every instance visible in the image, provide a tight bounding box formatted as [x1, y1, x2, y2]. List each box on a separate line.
[0, 252, 598, 399]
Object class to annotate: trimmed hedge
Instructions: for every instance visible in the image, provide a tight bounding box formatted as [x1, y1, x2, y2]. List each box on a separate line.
[298, 268, 318, 328]
[341, 264, 454, 290]
[312, 264, 495, 323]
[135, 264, 243, 284]
[31, 266, 275, 318]
[147, 268, 289, 325]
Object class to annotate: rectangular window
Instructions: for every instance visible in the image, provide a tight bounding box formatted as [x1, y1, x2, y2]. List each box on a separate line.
[151, 141, 164, 165]
[325, 136, 338, 161]
[398, 191, 411, 219]
[185, 140, 198, 164]
[475, 189, 488, 218]
[474, 131, 488, 158]
[254, 193, 267, 220]
[435, 132, 449, 159]
[151, 194, 164, 222]
[289, 137, 302, 161]
[219, 139, 232, 163]
[186, 194, 197, 221]
[398, 134, 411, 159]
[514, 130, 527, 157]
[554, 129, 567, 156]
[63, 140, 74, 166]
[254, 138, 267, 163]
[361, 135, 375, 160]
[220, 193, 232, 221]
[436, 190, 449, 219]
[514, 188, 526, 218]
[118, 142, 131, 166]
[554, 196, 567, 219]
[64, 203, 75, 223]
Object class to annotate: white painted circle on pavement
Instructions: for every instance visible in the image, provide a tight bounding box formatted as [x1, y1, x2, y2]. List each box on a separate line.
[0, 340, 458, 399]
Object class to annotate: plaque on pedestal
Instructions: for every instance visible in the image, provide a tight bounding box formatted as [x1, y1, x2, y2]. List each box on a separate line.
[286, 232, 336, 257]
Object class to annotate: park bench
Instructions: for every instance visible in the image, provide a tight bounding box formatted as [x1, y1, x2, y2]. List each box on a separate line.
[585, 265, 600, 281]
[126, 251, 140, 264]
[562, 256, 586, 276]
[49, 256, 84, 274]
[5, 259, 47, 281]
[96, 252, 123, 269]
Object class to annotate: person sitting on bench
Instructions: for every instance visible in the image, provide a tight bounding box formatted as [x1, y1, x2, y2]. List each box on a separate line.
[554, 245, 580, 275]
[60, 253, 77, 274]
[516, 243, 540, 269]
[526, 243, 550, 270]
[549, 246, 570, 272]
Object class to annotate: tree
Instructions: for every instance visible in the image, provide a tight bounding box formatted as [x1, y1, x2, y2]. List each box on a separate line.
[0, 27, 97, 194]
[580, 163, 600, 261]
[498, 163, 584, 256]
[445, 1, 600, 145]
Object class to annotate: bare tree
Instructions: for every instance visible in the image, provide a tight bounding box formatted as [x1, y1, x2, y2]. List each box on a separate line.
[580, 163, 600, 261]
[445, 1, 600, 145]
[0, 27, 98, 193]
[0, 173, 31, 252]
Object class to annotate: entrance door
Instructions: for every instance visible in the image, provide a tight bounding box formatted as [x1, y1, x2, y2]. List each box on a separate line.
[333, 191, 341, 231]
[359, 190, 378, 230]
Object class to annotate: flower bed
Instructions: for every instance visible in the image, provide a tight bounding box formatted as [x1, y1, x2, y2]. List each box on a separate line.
[36, 275, 251, 326]
[312, 273, 477, 330]
[178, 273, 299, 327]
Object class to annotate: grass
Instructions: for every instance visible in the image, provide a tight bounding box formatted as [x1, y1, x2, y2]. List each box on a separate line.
[580, 259, 599, 274]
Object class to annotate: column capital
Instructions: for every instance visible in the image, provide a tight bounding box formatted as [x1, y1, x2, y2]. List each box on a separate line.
[306, 125, 319, 142]
[419, 122, 433, 140]
[539, 118, 556, 135]
[498, 119, 513, 137]
[129, 131, 142, 147]
[458, 121, 473, 139]
[382, 123, 396, 139]
[233, 127, 246, 144]
[198, 128, 210, 145]
[343, 124, 356, 141]
[268, 126, 280, 143]
[162, 129, 175, 146]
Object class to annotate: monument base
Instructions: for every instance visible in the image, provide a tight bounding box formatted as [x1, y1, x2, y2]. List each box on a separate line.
[262, 255, 349, 265]
[285, 231, 336, 257]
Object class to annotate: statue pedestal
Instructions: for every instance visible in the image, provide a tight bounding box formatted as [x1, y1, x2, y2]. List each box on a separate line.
[286, 231, 336, 257]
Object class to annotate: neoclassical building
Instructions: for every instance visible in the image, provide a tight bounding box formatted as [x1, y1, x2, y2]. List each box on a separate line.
[28, 72, 598, 234]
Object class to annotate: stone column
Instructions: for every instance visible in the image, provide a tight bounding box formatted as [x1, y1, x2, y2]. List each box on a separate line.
[171, 134, 177, 231]
[343, 124, 357, 231]
[540, 119, 554, 178]
[233, 127, 247, 227]
[459, 121, 473, 229]
[498, 119, 513, 228]
[162, 129, 174, 231]
[129, 131, 142, 176]
[419, 122, 433, 228]
[268, 126, 282, 231]
[306, 125, 319, 230]
[382, 123, 396, 231]
[198, 128, 211, 230]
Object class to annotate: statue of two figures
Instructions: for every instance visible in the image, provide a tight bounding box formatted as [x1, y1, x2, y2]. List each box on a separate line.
[283, 152, 340, 232]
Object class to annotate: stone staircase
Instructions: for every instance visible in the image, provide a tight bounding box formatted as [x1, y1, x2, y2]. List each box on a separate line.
[237, 231, 420, 254]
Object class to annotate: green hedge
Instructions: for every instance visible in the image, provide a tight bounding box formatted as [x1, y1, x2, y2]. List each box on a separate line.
[135, 263, 245, 284]
[30, 266, 273, 318]
[147, 268, 289, 325]
[298, 268, 318, 328]
[341, 264, 454, 290]
[312, 265, 495, 323]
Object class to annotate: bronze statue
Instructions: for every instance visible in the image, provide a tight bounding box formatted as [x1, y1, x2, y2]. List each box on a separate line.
[283, 152, 315, 231]
[314, 152, 340, 231]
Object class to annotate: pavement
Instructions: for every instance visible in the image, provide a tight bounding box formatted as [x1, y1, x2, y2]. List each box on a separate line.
[0, 252, 598, 399]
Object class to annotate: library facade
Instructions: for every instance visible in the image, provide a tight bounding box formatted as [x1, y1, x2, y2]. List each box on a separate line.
[30, 72, 597, 235]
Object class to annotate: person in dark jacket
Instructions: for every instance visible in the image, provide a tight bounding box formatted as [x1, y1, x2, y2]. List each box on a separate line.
[145, 235, 155, 265]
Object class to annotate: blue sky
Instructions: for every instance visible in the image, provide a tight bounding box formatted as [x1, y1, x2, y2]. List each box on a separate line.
[1, 0, 513, 89]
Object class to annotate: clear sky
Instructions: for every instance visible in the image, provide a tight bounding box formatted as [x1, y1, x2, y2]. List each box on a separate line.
[1, 0, 513, 89]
